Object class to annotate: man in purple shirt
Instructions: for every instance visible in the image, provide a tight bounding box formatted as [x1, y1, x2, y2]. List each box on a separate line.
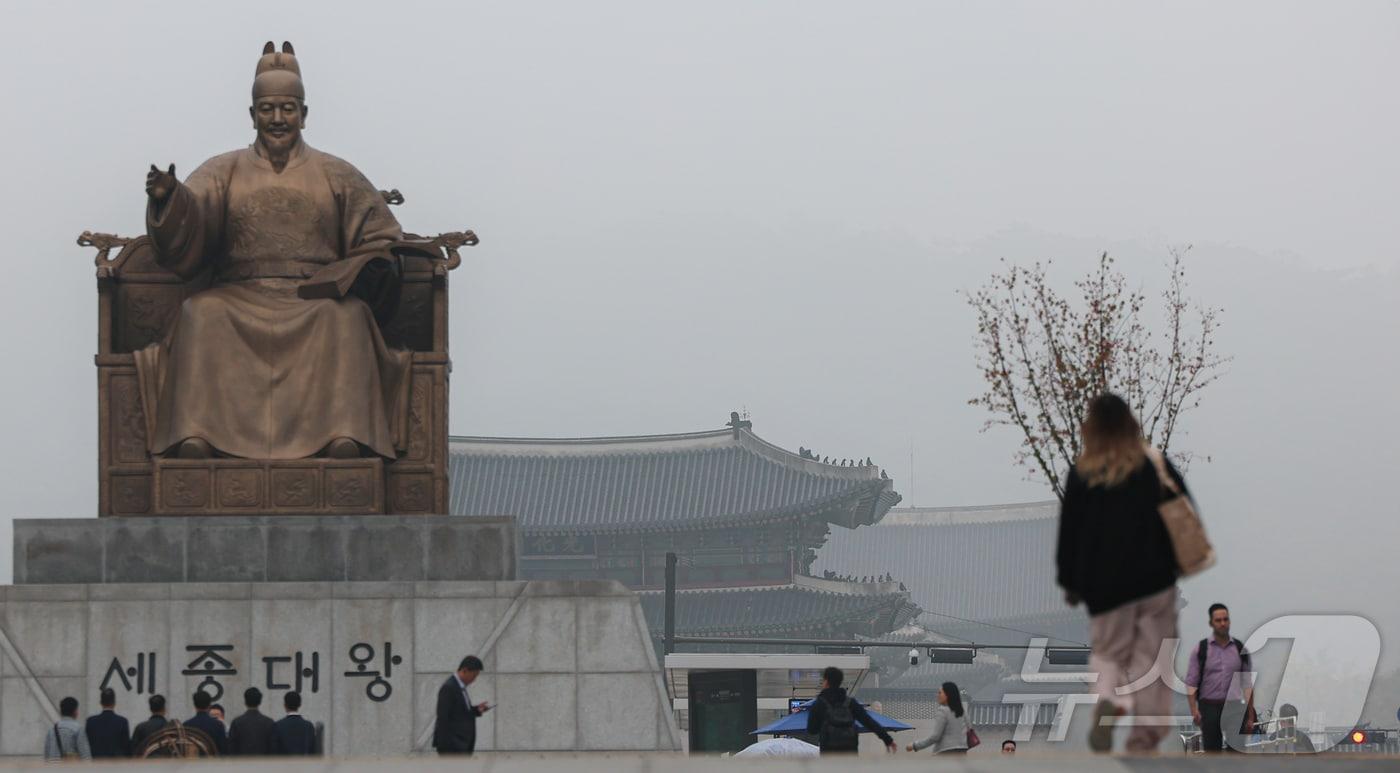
[1186, 603, 1256, 752]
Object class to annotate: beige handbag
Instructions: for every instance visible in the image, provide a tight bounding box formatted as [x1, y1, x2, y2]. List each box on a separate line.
[1146, 447, 1216, 577]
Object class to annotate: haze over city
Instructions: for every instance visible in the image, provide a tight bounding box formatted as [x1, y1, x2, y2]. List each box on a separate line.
[2, 0, 1397, 710]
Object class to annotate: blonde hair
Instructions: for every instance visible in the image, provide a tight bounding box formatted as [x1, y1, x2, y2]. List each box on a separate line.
[1077, 393, 1146, 488]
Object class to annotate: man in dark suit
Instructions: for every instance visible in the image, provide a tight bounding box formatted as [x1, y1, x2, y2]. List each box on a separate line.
[185, 690, 228, 754]
[433, 655, 493, 755]
[227, 687, 276, 755]
[270, 691, 318, 755]
[129, 694, 168, 755]
[84, 687, 132, 757]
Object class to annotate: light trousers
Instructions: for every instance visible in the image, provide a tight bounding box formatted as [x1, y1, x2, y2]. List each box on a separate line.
[1088, 585, 1179, 752]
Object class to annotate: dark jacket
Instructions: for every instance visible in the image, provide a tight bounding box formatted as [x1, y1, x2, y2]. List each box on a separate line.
[270, 714, 318, 756]
[805, 686, 893, 753]
[129, 715, 167, 754]
[433, 674, 482, 754]
[85, 710, 131, 757]
[227, 708, 276, 755]
[1056, 455, 1188, 615]
[184, 712, 227, 755]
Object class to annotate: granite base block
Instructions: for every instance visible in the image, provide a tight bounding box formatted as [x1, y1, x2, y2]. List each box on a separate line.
[12, 515, 517, 584]
[0, 579, 680, 757]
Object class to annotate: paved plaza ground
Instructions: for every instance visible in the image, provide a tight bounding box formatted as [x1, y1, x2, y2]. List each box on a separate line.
[0, 754, 1398, 771]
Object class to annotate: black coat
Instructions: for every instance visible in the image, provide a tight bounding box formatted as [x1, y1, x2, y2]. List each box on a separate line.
[270, 714, 318, 756]
[433, 675, 482, 754]
[805, 686, 894, 752]
[227, 709, 276, 756]
[129, 715, 167, 754]
[85, 710, 131, 757]
[184, 712, 228, 755]
[1056, 455, 1188, 615]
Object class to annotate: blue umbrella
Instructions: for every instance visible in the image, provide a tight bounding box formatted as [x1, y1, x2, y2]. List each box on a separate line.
[753, 700, 913, 735]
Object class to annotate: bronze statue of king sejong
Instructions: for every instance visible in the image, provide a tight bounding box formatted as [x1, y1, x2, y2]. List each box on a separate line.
[138, 42, 418, 461]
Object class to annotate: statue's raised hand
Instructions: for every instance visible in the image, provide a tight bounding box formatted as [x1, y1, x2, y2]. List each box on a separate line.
[146, 163, 177, 203]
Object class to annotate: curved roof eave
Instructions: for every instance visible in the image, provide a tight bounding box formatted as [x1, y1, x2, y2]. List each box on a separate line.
[878, 501, 1059, 526]
[448, 428, 737, 456]
[448, 424, 902, 531]
[448, 425, 887, 481]
[636, 582, 920, 637]
[514, 478, 894, 535]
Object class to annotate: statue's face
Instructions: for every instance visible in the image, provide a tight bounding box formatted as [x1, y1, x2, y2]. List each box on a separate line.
[250, 96, 307, 153]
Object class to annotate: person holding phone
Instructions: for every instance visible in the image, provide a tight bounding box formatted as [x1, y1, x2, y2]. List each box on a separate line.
[434, 655, 492, 755]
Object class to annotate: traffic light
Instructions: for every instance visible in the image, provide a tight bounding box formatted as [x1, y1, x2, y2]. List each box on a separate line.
[1347, 728, 1386, 745]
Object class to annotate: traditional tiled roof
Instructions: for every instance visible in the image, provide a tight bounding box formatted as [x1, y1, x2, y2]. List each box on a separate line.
[866, 658, 1008, 693]
[812, 502, 1086, 630]
[914, 608, 1090, 649]
[637, 579, 920, 637]
[448, 425, 900, 532]
[854, 613, 1091, 696]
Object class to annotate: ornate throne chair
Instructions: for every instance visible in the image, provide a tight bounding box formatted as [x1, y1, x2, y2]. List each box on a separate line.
[83, 193, 473, 516]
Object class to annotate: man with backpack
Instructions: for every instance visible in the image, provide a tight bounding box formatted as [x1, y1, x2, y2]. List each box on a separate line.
[805, 666, 896, 755]
[1186, 603, 1256, 752]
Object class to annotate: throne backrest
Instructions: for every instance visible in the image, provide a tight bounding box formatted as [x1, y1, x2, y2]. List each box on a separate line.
[94, 237, 447, 355]
[100, 237, 195, 354]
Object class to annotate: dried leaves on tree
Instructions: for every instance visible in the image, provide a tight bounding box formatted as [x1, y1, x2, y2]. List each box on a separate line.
[967, 249, 1227, 500]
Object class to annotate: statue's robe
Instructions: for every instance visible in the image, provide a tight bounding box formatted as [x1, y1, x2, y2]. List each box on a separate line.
[133, 142, 411, 459]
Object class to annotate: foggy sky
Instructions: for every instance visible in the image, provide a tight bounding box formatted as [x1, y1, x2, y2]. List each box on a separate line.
[2, 0, 1398, 674]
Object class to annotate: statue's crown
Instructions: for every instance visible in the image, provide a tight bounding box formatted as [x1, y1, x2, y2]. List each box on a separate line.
[252, 41, 304, 101]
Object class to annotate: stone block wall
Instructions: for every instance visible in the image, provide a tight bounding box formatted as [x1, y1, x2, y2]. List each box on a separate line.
[12, 516, 516, 584]
[0, 580, 680, 757]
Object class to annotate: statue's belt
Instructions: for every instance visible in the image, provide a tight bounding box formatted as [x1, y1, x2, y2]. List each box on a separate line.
[216, 259, 327, 281]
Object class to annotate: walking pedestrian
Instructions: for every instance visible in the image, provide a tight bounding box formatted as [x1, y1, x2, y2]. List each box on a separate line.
[1186, 603, 1257, 752]
[804, 665, 896, 755]
[84, 687, 131, 757]
[185, 690, 228, 754]
[1056, 393, 1191, 753]
[43, 696, 91, 761]
[129, 694, 168, 755]
[433, 655, 492, 755]
[905, 681, 969, 755]
[270, 691, 318, 755]
[227, 687, 276, 756]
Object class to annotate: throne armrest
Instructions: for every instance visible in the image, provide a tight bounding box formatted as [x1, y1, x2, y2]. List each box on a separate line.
[80, 231, 138, 279]
[380, 188, 480, 274]
[396, 231, 479, 274]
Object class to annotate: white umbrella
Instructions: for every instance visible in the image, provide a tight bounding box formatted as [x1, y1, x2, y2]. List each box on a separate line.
[733, 737, 821, 758]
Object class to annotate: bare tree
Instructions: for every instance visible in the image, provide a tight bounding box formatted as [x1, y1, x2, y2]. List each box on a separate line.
[967, 248, 1227, 500]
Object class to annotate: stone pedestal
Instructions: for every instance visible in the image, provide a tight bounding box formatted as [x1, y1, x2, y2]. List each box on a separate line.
[1, 515, 681, 757]
[13, 515, 516, 584]
[0, 580, 680, 757]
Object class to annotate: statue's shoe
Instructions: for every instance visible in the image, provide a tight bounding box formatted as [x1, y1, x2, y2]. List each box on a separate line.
[175, 438, 213, 459]
[325, 437, 360, 459]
